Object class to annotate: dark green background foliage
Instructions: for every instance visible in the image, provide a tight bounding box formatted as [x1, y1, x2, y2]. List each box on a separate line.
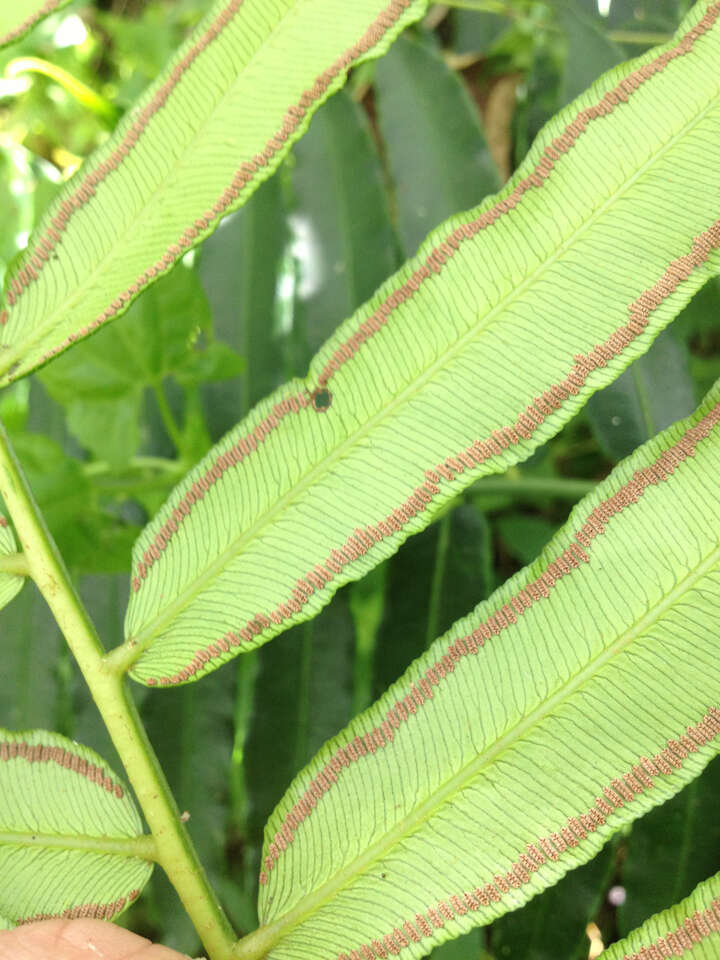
[1, 0, 718, 956]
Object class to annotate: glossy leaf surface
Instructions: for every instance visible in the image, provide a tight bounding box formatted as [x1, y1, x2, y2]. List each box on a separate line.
[123, 5, 720, 686]
[256, 380, 720, 958]
[0, 729, 152, 925]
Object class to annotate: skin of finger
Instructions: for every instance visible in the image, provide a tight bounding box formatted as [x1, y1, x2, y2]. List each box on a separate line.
[0, 919, 190, 960]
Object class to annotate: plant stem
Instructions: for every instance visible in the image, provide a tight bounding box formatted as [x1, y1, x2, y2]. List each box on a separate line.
[473, 471, 594, 501]
[153, 382, 185, 454]
[0, 550, 30, 576]
[0, 422, 237, 960]
[83, 455, 184, 478]
[5, 57, 119, 125]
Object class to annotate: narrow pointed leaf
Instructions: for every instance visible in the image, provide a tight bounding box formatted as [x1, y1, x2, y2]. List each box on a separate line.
[0, 0, 72, 49]
[601, 873, 720, 960]
[122, 4, 720, 687]
[0, 512, 23, 610]
[374, 29, 500, 254]
[586, 330, 696, 462]
[0, 0, 426, 384]
[290, 88, 398, 364]
[254, 381, 720, 959]
[199, 176, 289, 431]
[0, 729, 153, 925]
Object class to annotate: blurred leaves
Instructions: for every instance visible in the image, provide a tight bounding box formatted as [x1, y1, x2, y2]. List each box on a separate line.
[586, 331, 696, 462]
[374, 28, 500, 254]
[289, 89, 398, 365]
[39, 263, 241, 466]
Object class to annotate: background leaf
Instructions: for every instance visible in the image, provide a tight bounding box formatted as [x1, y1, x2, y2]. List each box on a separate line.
[586, 329, 697, 462]
[374, 29, 500, 254]
[289, 88, 399, 368]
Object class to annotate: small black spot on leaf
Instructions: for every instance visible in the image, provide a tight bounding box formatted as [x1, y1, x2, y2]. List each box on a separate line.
[311, 388, 332, 412]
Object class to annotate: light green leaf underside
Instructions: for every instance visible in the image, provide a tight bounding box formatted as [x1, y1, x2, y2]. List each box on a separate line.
[0, 0, 72, 49]
[0, 729, 152, 924]
[255, 379, 720, 960]
[122, 2, 720, 687]
[0, 513, 23, 611]
[602, 873, 720, 960]
[0, 0, 425, 383]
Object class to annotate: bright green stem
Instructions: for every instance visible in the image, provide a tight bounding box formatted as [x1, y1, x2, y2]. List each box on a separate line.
[5, 57, 119, 125]
[473, 471, 595, 501]
[0, 422, 237, 960]
[154, 382, 185, 454]
[0, 550, 30, 577]
[83, 455, 184, 478]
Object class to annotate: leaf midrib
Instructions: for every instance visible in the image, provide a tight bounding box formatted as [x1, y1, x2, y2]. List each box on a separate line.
[0, 829, 156, 860]
[129, 84, 720, 656]
[258, 536, 720, 947]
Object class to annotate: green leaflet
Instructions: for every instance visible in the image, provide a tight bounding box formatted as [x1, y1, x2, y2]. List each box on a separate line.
[601, 873, 720, 960]
[0, 0, 426, 383]
[0, 512, 23, 610]
[121, 2, 720, 687]
[252, 379, 720, 959]
[0, 0, 73, 49]
[0, 729, 153, 925]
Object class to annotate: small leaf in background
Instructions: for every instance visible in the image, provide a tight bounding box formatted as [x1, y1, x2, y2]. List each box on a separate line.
[373, 504, 492, 708]
[618, 754, 720, 936]
[0, 512, 23, 610]
[586, 330, 696, 462]
[489, 840, 618, 960]
[558, 1, 625, 106]
[374, 29, 500, 255]
[39, 262, 214, 466]
[674, 276, 720, 399]
[495, 512, 559, 568]
[199, 176, 288, 436]
[289, 89, 398, 366]
[0, 580, 64, 732]
[451, 9, 511, 57]
[0, 728, 152, 925]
